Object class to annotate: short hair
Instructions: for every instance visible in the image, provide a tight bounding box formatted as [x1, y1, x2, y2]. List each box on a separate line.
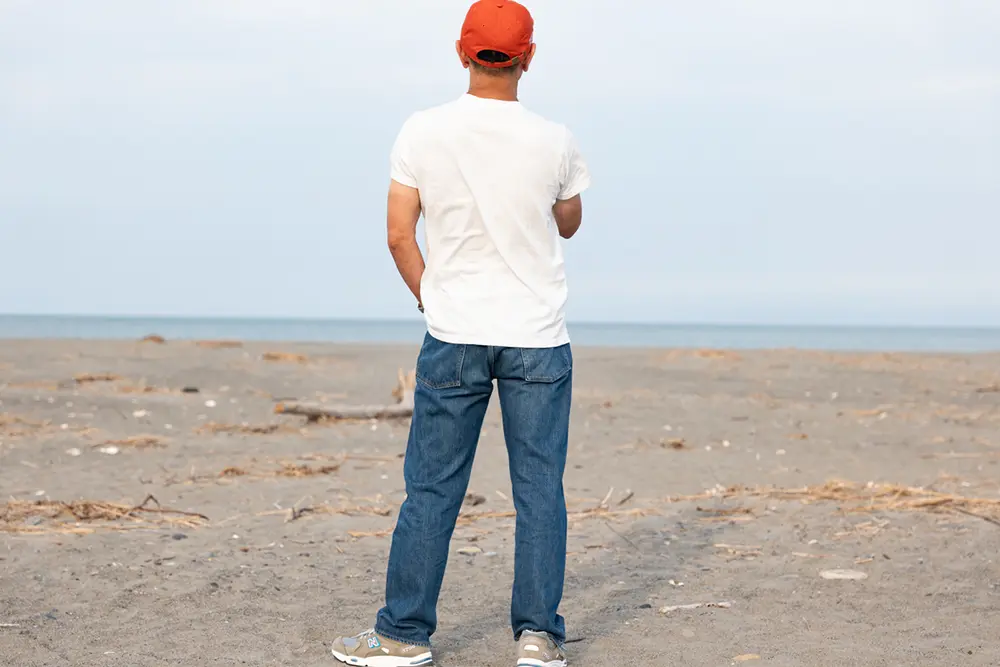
[469, 49, 521, 76]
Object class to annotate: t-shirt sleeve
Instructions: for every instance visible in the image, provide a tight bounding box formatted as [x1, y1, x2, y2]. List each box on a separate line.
[389, 116, 419, 188]
[557, 128, 591, 200]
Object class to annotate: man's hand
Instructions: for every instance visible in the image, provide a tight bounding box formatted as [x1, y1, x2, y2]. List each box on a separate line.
[386, 179, 425, 306]
[552, 194, 583, 239]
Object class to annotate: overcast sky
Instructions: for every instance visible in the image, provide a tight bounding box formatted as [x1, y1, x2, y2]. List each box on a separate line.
[1, 0, 998, 326]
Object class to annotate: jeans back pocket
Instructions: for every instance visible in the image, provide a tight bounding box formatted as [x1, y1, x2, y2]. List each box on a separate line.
[415, 334, 467, 389]
[519, 344, 572, 383]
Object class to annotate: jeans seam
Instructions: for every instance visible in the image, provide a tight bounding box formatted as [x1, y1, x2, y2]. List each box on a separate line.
[372, 625, 432, 648]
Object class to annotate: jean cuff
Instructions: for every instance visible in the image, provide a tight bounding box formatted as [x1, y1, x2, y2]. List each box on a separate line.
[374, 623, 432, 649]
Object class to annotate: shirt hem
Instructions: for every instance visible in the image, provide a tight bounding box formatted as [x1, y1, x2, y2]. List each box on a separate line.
[427, 326, 571, 349]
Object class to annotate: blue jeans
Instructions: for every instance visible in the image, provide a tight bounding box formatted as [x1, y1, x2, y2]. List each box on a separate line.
[374, 333, 573, 646]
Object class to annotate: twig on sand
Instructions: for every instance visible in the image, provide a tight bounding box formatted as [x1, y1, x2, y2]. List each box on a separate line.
[950, 507, 1000, 528]
[921, 452, 1000, 460]
[603, 521, 641, 552]
[659, 601, 733, 614]
[170, 453, 402, 486]
[256, 504, 393, 523]
[275, 369, 416, 422]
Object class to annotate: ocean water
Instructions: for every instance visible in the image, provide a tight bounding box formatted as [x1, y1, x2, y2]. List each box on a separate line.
[0, 315, 998, 352]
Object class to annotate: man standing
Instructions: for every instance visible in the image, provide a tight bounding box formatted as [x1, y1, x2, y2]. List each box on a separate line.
[332, 2, 589, 665]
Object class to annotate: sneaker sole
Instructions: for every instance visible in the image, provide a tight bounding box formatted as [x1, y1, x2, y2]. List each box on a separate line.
[331, 648, 433, 667]
[517, 660, 567, 667]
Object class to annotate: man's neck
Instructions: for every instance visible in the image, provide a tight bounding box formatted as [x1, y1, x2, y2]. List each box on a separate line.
[467, 77, 519, 102]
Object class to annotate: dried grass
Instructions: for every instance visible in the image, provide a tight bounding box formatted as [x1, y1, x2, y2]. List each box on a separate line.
[262, 352, 309, 364]
[0, 414, 46, 438]
[172, 452, 401, 486]
[196, 340, 243, 349]
[115, 385, 173, 395]
[74, 373, 122, 384]
[180, 460, 343, 484]
[274, 463, 343, 477]
[714, 543, 763, 559]
[299, 452, 402, 463]
[0, 414, 93, 440]
[844, 404, 1000, 427]
[195, 422, 302, 436]
[454, 506, 655, 528]
[348, 529, 394, 539]
[657, 349, 743, 363]
[100, 435, 168, 449]
[4, 380, 60, 391]
[1, 495, 208, 534]
[668, 480, 1000, 525]
[662, 438, 689, 450]
[339, 480, 1000, 538]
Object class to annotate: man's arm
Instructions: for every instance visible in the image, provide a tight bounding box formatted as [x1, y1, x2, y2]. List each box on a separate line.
[554, 128, 590, 239]
[386, 179, 425, 306]
[552, 194, 583, 239]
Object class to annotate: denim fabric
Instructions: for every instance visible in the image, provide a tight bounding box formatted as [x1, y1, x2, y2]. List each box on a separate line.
[374, 333, 573, 646]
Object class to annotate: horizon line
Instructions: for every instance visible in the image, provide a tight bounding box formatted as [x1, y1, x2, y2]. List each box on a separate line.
[1, 312, 998, 332]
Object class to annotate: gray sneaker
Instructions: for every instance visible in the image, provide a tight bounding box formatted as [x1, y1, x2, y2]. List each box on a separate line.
[331, 629, 433, 667]
[517, 630, 567, 667]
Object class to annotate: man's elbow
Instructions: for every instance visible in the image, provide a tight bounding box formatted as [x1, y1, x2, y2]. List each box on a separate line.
[553, 195, 583, 240]
[387, 231, 415, 252]
[556, 216, 582, 239]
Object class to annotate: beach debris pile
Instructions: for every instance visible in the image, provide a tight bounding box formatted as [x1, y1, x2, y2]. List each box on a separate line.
[673, 479, 1000, 526]
[220, 461, 343, 479]
[1, 495, 208, 535]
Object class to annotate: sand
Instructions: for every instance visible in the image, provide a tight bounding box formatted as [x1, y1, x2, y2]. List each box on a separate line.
[1, 339, 999, 666]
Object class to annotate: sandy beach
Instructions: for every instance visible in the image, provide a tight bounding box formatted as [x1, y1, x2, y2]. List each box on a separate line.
[2, 339, 999, 666]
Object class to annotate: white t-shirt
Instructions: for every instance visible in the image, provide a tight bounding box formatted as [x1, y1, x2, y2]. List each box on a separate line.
[390, 94, 591, 348]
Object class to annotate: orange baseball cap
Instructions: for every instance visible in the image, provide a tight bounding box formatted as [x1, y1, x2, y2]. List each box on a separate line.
[460, 1, 534, 68]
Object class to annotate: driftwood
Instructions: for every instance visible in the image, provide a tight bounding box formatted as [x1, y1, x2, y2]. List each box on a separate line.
[275, 369, 416, 422]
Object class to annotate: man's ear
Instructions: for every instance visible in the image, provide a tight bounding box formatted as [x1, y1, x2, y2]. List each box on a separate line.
[521, 43, 537, 72]
[456, 41, 471, 69]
